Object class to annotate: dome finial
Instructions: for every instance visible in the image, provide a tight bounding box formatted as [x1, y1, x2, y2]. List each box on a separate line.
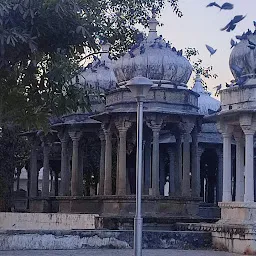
[148, 9, 159, 40]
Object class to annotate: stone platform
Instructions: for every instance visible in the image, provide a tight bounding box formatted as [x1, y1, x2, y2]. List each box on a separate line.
[0, 212, 97, 231]
[176, 203, 256, 255]
[0, 229, 212, 251]
[30, 195, 201, 217]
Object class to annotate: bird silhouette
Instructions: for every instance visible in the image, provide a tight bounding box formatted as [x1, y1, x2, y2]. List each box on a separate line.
[206, 44, 217, 56]
[177, 50, 183, 56]
[230, 39, 237, 48]
[214, 84, 222, 96]
[158, 42, 163, 49]
[220, 2, 234, 10]
[149, 42, 157, 48]
[171, 47, 177, 52]
[248, 39, 256, 50]
[221, 15, 246, 32]
[166, 41, 171, 48]
[236, 76, 248, 86]
[207, 2, 233, 10]
[231, 64, 244, 77]
[236, 33, 248, 41]
[207, 2, 221, 8]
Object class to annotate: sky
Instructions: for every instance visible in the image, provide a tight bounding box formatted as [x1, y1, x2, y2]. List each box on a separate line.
[155, 0, 256, 96]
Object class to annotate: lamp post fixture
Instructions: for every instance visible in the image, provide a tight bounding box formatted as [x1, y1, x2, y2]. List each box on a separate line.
[126, 76, 153, 256]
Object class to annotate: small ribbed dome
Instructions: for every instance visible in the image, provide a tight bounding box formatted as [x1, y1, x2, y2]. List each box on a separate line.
[114, 14, 193, 86]
[229, 31, 256, 80]
[192, 74, 220, 115]
[76, 43, 117, 91]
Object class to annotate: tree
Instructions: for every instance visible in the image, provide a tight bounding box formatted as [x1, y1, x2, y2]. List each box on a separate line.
[0, 0, 182, 130]
[0, 0, 183, 209]
[0, 126, 29, 211]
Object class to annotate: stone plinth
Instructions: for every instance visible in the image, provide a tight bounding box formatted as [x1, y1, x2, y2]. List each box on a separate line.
[50, 196, 201, 220]
[212, 202, 256, 255]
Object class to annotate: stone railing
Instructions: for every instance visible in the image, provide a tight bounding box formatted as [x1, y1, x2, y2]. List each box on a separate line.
[220, 85, 256, 112]
[106, 87, 198, 110]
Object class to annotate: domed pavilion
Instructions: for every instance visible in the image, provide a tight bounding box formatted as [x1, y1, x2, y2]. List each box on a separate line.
[19, 14, 226, 225]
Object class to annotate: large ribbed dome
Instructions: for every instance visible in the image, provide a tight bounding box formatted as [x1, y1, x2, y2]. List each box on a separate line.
[114, 14, 193, 86]
[192, 74, 220, 115]
[229, 31, 256, 79]
[76, 43, 117, 91]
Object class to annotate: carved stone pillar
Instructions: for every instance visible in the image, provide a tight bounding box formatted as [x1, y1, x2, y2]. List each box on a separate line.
[240, 124, 255, 202]
[41, 138, 51, 198]
[102, 123, 113, 195]
[115, 119, 132, 195]
[198, 146, 205, 198]
[181, 120, 195, 197]
[175, 134, 182, 196]
[98, 130, 105, 195]
[233, 128, 245, 202]
[58, 131, 70, 196]
[69, 131, 83, 196]
[216, 148, 223, 203]
[218, 122, 233, 202]
[144, 137, 151, 195]
[147, 119, 163, 196]
[29, 137, 38, 198]
[167, 146, 175, 196]
[191, 127, 200, 197]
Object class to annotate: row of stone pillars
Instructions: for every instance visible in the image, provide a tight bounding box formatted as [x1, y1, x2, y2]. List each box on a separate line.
[29, 119, 202, 198]
[99, 118, 201, 197]
[219, 119, 256, 202]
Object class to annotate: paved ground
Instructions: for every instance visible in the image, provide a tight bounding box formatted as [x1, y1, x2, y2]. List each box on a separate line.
[0, 249, 239, 256]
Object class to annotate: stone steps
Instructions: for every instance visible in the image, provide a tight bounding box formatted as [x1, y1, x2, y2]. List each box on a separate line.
[95, 215, 218, 230]
[0, 230, 212, 251]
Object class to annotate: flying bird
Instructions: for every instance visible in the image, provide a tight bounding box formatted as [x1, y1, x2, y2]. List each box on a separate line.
[206, 44, 217, 56]
[207, 2, 233, 10]
[221, 15, 246, 32]
[207, 2, 221, 8]
[220, 2, 234, 10]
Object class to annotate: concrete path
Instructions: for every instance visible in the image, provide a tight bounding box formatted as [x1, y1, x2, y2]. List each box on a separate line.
[0, 249, 239, 256]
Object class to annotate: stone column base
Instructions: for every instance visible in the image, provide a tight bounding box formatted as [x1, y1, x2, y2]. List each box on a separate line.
[212, 202, 256, 254]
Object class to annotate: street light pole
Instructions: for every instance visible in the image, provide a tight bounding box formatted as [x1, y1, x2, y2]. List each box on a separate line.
[126, 77, 153, 256]
[134, 99, 144, 256]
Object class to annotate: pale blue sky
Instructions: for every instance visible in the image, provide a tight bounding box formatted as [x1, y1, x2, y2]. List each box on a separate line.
[156, 0, 256, 95]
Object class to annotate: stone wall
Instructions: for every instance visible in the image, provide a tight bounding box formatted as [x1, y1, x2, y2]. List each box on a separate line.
[0, 212, 97, 230]
[0, 230, 212, 250]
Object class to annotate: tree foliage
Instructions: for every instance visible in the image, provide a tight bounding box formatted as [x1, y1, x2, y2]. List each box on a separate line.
[184, 47, 218, 89]
[0, 126, 29, 210]
[0, 0, 181, 130]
